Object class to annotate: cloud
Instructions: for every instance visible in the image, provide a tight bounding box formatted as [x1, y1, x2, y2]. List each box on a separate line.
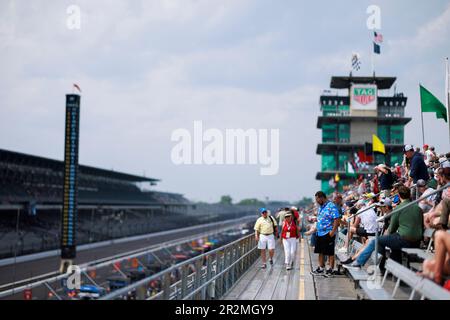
[0, 1, 449, 202]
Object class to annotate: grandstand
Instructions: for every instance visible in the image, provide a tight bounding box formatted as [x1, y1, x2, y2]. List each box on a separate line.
[0, 149, 255, 259]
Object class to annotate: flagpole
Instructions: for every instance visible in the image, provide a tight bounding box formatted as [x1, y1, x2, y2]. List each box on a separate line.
[420, 107, 426, 147]
[418, 82, 426, 147]
[446, 57, 450, 144]
[371, 43, 375, 76]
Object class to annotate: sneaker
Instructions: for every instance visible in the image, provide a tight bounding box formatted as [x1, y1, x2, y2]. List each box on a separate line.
[342, 262, 362, 270]
[324, 268, 333, 277]
[286, 266, 292, 271]
[310, 267, 324, 276]
[269, 259, 273, 265]
[261, 263, 267, 269]
[331, 269, 343, 276]
[341, 258, 353, 265]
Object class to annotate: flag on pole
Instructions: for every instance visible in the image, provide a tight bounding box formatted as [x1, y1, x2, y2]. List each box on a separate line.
[352, 53, 361, 71]
[73, 83, 82, 93]
[334, 173, 340, 183]
[373, 42, 380, 54]
[372, 134, 386, 154]
[346, 161, 357, 177]
[328, 177, 336, 189]
[420, 84, 447, 122]
[446, 58, 450, 141]
[374, 31, 383, 43]
[373, 31, 382, 55]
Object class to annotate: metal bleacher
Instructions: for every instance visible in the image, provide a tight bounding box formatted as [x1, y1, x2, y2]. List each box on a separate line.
[358, 258, 450, 300]
[336, 229, 450, 300]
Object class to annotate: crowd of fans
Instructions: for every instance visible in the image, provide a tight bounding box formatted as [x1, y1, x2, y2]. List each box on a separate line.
[306, 144, 450, 290]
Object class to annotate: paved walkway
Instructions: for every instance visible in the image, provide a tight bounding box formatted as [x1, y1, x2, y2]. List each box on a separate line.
[223, 238, 359, 300]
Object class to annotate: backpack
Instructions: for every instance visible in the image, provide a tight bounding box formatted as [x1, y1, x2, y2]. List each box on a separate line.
[268, 215, 279, 238]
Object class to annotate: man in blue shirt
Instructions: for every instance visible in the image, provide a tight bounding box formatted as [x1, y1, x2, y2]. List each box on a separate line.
[311, 191, 341, 277]
[404, 144, 429, 183]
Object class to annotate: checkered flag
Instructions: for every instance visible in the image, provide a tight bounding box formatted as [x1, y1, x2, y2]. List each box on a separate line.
[352, 53, 361, 71]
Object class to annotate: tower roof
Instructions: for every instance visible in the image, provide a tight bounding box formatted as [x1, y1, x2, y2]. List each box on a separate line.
[330, 76, 396, 89]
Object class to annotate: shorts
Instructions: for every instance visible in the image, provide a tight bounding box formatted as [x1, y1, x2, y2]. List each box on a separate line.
[314, 233, 336, 256]
[258, 234, 276, 250]
[310, 233, 317, 247]
[356, 227, 375, 237]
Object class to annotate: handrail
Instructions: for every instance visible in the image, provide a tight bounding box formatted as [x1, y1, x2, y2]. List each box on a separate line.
[371, 182, 450, 278]
[377, 183, 450, 222]
[344, 191, 381, 214]
[0, 219, 253, 299]
[346, 182, 421, 222]
[182, 245, 257, 300]
[100, 233, 256, 300]
[343, 183, 414, 255]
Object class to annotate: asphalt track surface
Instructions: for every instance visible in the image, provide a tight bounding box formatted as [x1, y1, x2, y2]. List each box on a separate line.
[0, 217, 254, 289]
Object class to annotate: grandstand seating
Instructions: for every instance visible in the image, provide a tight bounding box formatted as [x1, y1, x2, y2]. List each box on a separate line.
[358, 259, 450, 300]
[336, 235, 383, 285]
[335, 230, 450, 300]
[0, 149, 256, 259]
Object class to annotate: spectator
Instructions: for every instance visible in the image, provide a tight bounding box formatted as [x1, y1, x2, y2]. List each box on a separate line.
[393, 163, 403, 179]
[404, 144, 429, 184]
[427, 168, 438, 189]
[339, 195, 378, 253]
[254, 208, 278, 269]
[341, 198, 394, 265]
[275, 208, 288, 235]
[376, 197, 394, 234]
[437, 198, 450, 230]
[417, 179, 436, 213]
[424, 168, 450, 229]
[424, 145, 436, 166]
[310, 191, 341, 277]
[343, 186, 423, 272]
[290, 206, 300, 221]
[377, 164, 395, 196]
[332, 193, 344, 217]
[280, 212, 299, 270]
[419, 230, 450, 285]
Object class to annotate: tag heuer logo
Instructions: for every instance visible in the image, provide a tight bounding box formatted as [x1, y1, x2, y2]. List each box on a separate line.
[353, 87, 376, 105]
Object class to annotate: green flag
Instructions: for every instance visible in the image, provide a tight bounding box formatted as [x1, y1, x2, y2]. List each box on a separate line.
[420, 84, 447, 122]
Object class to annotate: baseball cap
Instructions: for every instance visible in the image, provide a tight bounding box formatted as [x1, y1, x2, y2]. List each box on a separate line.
[259, 208, 267, 214]
[403, 144, 414, 152]
[285, 212, 293, 217]
[416, 179, 427, 187]
[423, 144, 429, 149]
[363, 192, 376, 199]
[377, 198, 392, 207]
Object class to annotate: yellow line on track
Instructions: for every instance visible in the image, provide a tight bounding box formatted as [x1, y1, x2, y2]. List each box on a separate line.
[298, 238, 305, 300]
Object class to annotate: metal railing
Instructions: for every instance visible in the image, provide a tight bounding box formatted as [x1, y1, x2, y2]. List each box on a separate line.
[372, 182, 450, 276]
[0, 216, 255, 299]
[100, 234, 259, 300]
[342, 183, 419, 255]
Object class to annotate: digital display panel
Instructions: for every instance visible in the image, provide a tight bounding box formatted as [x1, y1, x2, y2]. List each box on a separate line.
[61, 94, 80, 260]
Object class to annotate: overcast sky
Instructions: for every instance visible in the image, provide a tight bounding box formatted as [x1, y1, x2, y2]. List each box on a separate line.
[1, 0, 450, 203]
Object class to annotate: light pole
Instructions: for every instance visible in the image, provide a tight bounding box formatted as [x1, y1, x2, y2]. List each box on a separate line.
[12, 207, 21, 294]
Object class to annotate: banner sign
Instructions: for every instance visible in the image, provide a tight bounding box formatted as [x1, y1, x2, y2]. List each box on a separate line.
[350, 84, 377, 110]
